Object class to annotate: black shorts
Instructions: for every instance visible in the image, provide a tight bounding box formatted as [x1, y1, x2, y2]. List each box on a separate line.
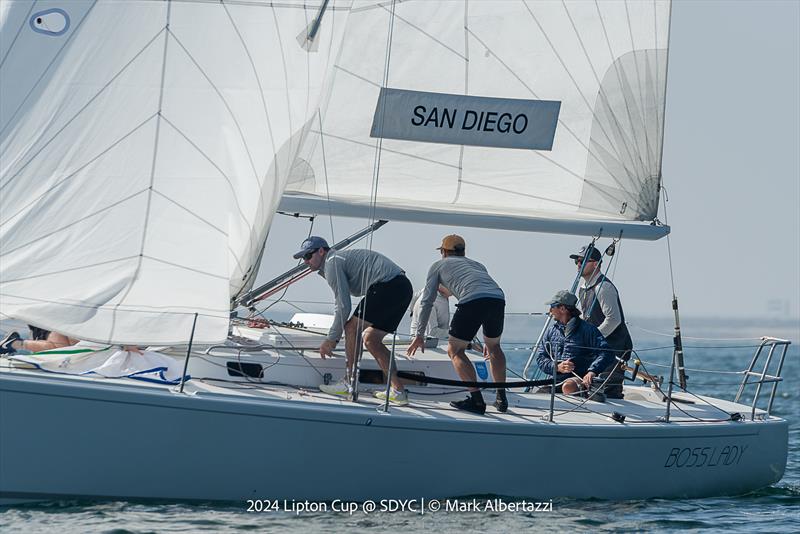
[352, 274, 413, 334]
[449, 297, 505, 342]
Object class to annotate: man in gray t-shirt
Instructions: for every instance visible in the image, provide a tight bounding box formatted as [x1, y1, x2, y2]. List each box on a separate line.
[294, 236, 413, 405]
[407, 235, 508, 415]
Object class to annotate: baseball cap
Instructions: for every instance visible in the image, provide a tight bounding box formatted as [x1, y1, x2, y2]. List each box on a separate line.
[437, 234, 466, 252]
[292, 236, 329, 259]
[569, 245, 602, 262]
[544, 290, 578, 308]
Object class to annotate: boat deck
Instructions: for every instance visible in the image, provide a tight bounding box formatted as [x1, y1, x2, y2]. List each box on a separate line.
[0, 354, 764, 427]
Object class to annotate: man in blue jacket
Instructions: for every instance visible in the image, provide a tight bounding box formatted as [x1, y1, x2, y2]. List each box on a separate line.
[537, 290, 615, 395]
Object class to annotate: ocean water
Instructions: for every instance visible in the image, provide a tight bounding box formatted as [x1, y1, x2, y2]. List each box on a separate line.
[1, 317, 798, 533]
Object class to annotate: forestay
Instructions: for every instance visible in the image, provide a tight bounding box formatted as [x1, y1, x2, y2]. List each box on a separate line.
[282, 0, 672, 239]
[0, 0, 349, 344]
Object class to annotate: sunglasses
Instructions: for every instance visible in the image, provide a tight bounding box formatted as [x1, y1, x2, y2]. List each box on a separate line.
[302, 249, 318, 261]
[574, 257, 597, 265]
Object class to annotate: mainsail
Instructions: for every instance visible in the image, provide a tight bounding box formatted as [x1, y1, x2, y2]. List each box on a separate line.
[282, 0, 671, 240]
[0, 0, 349, 344]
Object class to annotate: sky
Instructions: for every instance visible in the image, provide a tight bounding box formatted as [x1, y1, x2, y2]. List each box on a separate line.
[255, 0, 800, 326]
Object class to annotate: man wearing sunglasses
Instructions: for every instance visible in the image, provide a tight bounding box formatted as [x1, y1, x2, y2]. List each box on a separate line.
[537, 290, 614, 395]
[569, 245, 633, 398]
[293, 236, 413, 405]
[406, 234, 507, 415]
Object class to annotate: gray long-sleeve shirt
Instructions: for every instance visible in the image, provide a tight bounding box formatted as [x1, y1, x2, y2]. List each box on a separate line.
[415, 256, 504, 338]
[319, 249, 404, 342]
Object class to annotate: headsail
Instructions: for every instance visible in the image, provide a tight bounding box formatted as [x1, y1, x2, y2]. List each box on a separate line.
[0, 0, 349, 344]
[282, 0, 671, 239]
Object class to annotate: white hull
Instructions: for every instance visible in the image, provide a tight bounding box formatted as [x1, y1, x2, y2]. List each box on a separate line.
[0, 363, 787, 502]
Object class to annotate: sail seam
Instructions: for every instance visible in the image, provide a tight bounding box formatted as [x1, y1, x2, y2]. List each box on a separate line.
[465, 26, 627, 196]
[0, 0, 38, 70]
[0, 26, 166, 192]
[307, 129, 462, 170]
[109, 3, 174, 342]
[523, 1, 635, 198]
[624, 0, 654, 175]
[560, 2, 640, 189]
[0, 189, 151, 258]
[593, 0, 648, 176]
[459, 179, 615, 215]
[377, 3, 467, 61]
[0, 114, 158, 229]
[167, 29, 261, 189]
[452, 0, 468, 204]
[158, 115, 252, 237]
[0, 292, 230, 316]
[150, 189, 228, 237]
[0, 0, 98, 140]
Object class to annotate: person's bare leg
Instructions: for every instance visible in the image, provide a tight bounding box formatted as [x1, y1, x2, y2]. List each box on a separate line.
[483, 336, 506, 383]
[362, 326, 405, 391]
[561, 377, 581, 395]
[343, 317, 365, 383]
[484, 336, 507, 410]
[447, 337, 479, 391]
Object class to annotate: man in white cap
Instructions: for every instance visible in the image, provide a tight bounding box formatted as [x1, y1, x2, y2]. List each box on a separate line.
[407, 235, 507, 415]
[569, 245, 633, 398]
[293, 236, 413, 405]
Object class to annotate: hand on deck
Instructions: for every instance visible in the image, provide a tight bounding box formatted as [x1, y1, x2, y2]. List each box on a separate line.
[319, 339, 337, 358]
[406, 335, 425, 358]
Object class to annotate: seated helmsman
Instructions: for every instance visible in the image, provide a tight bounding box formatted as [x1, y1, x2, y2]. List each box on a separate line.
[537, 290, 615, 395]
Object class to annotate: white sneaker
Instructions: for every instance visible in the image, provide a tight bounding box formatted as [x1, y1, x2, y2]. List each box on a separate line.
[373, 388, 409, 406]
[319, 380, 350, 397]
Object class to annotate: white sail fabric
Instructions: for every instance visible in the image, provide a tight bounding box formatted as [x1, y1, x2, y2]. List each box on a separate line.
[285, 0, 671, 236]
[0, 0, 349, 344]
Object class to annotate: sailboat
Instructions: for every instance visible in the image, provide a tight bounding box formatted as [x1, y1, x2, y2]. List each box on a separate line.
[0, 0, 789, 503]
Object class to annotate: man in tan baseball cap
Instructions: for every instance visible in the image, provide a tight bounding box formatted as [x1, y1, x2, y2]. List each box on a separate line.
[409, 234, 508, 414]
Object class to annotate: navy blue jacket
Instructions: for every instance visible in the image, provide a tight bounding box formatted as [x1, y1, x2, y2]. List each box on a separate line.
[537, 317, 615, 377]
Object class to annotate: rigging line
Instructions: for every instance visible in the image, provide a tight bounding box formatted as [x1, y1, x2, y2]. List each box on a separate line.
[624, 0, 655, 174]
[636, 357, 734, 420]
[0, 0, 38, 69]
[0, 0, 98, 140]
[308, 129, 461, 169]
[318, 112, 336, 243]
[611, 236, 622, 280]
[109, 0, 174, 343]
[523, 1, 638, 190]
[0, 188, 151, 258]
[452, 0, 469, 205]
[465, 27, 633, 204]
[376, 3, 467, 61]
[0, 113, 157, 229]
[0, 26, 166, 192]
[251, 217, 316, 315]
[592, 0, 648, 177]
[627, 322, 766, 342]
[661, 186, 677, 296]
